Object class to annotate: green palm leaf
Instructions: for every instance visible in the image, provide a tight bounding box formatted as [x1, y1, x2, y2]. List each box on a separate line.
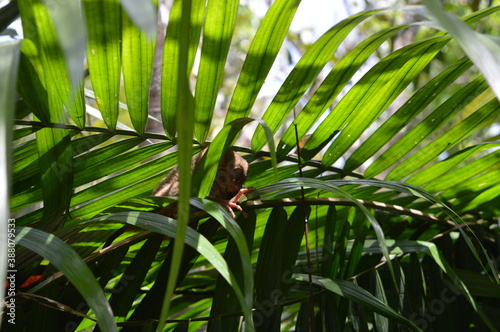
[251, 9, 382, 152]
[15, 227, 117, 332]
[194, 0, 239, 143]
[5, 1, 500, 331]
[83, 0, 121, 131]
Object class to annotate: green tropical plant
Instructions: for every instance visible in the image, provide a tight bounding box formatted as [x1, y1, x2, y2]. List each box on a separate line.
[1, 0, 499, 331]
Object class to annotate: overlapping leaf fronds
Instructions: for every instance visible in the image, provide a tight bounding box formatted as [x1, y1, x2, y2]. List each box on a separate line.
[2, 1, 500, 331]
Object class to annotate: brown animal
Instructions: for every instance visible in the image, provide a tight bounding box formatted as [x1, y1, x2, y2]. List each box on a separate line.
[103, 149, 253, 248]
[153, 148, 254, 218]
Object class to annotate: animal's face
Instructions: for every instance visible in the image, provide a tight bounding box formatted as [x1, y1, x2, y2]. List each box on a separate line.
[212, 150, 249, 199]
[227, 165, 247, 196]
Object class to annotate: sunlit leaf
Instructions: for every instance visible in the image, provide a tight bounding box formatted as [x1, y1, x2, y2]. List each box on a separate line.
[194, 0, 239, 143]
[225, 0, 301, 125]
[122, 2, 156, 134]
[422, 0, 500, 101]
[83, 0, 121, 131]
[252, 9, 382, 152]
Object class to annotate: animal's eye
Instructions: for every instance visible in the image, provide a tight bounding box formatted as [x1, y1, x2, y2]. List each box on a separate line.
[233, 168, 243, 177]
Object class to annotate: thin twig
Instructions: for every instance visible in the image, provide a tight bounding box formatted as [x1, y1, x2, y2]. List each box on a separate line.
[14, 119, 172, 141]
[293, 120, 316, 332]
[243, 198, 454, 226]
